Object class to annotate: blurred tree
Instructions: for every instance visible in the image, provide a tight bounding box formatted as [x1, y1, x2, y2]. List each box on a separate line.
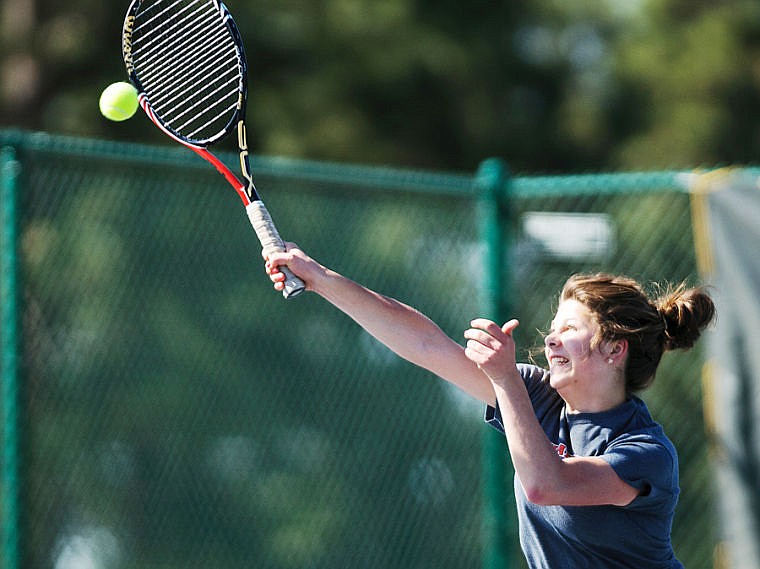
[609, 0, 760, 168]
[506, 0, 760, 170]
[1, 0, 759, 170]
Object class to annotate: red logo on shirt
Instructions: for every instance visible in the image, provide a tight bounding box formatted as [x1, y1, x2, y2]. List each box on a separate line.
[553, 443, 572, 459]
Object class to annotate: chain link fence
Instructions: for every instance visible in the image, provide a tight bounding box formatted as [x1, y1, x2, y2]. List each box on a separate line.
[1, 130, 717, 569]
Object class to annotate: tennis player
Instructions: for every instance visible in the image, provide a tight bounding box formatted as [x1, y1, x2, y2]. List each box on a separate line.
[264, 244, 715, 569]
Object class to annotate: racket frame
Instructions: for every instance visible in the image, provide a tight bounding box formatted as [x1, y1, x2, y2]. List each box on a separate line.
[122, 0, 305, 298]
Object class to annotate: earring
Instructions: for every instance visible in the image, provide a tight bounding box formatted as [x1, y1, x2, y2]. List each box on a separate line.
[607, 358, 614, 364]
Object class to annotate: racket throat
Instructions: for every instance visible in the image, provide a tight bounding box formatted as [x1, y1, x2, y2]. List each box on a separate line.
[237, 121, 259, 201]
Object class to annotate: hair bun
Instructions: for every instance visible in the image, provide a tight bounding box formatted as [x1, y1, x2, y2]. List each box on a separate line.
[656, 285, 716, 351]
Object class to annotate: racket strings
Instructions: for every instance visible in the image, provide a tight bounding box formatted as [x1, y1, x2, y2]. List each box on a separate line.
[134, 9, 224, 82]
[130, 0, 243, 143]
[143, 32, 237, 125]
[133, 4, 226, 86]
[133, 0, 219, 90]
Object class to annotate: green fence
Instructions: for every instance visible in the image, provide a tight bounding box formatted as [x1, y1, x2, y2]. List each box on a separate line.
[0, 130, 718, 569]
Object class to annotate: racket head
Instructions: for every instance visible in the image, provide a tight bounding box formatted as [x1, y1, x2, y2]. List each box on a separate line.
[122, 0, 248, 147]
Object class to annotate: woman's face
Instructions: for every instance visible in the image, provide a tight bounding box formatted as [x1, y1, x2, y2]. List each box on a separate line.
[543, 299, 607, 394]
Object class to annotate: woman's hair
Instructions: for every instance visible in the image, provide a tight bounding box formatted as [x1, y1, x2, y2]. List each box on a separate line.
[559, 273, 716, 392]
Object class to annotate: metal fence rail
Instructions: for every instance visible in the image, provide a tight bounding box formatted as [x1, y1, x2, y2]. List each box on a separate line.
[1, 130, 719, 569]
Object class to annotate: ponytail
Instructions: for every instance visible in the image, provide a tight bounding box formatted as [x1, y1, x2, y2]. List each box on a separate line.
[561, 274, 716, 392]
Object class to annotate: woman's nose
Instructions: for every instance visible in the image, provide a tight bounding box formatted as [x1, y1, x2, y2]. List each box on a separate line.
[545, 333, 558, 348]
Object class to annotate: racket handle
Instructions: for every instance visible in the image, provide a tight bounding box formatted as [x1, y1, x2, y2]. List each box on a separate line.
[245, 200, 306, 299]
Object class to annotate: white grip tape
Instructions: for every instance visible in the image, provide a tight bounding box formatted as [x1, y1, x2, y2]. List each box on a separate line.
[246, 200, 305, 298]
[246, 200, 285, 255]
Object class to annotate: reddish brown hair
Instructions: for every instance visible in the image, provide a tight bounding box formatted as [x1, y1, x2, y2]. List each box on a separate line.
[560, 273, 716, 392]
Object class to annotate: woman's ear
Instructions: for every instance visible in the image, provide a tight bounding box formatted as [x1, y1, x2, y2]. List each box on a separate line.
[604, 339, 628, 363]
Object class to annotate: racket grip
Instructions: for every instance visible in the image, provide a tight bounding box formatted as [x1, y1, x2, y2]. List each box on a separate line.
[245, 200, 306, 299]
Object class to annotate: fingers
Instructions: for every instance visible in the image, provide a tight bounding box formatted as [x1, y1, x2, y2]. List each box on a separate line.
[262, 242, 313, 294]
[263, 242, 299, 272]
[264, 259, 287, 291]
[261, 241, 299, 261]
[463, 318, 519, 371]
[463, 329, 503, 359]
[262, 243, 296, 292]
[466, 318, 519, 340]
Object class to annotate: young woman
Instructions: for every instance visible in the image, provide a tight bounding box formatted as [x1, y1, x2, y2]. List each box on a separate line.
[264, 244, 716, 569]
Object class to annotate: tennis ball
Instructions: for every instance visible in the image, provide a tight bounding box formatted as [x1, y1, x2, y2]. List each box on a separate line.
[99, 82, 139, 121]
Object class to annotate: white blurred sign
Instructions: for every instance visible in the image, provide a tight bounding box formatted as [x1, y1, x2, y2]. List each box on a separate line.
[522, 212, 615, 262]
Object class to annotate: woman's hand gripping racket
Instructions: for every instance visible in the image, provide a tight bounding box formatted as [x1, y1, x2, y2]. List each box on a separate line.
[122, 0, 305, 298]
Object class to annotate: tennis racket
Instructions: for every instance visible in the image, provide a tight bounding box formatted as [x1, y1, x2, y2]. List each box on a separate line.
[122, 0, 305, 298]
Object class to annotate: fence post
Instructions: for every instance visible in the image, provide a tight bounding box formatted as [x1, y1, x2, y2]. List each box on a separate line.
[1, 146, 23, 569]
[476, 158, 516, 569]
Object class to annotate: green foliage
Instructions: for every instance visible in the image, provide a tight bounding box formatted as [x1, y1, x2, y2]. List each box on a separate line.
[3, 0, 758, 171]
[611, 1, 758, 167]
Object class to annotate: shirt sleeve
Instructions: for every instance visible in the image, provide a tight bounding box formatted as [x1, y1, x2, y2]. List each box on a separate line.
[484, 363, 551, 434]
[601, 432, 680, 511]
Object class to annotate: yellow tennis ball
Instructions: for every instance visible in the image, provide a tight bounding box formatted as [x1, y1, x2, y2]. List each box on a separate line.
[99, 82, 139, 121]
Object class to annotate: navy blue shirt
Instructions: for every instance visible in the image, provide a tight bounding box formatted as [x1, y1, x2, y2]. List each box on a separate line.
[485, 364, 684, 569]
